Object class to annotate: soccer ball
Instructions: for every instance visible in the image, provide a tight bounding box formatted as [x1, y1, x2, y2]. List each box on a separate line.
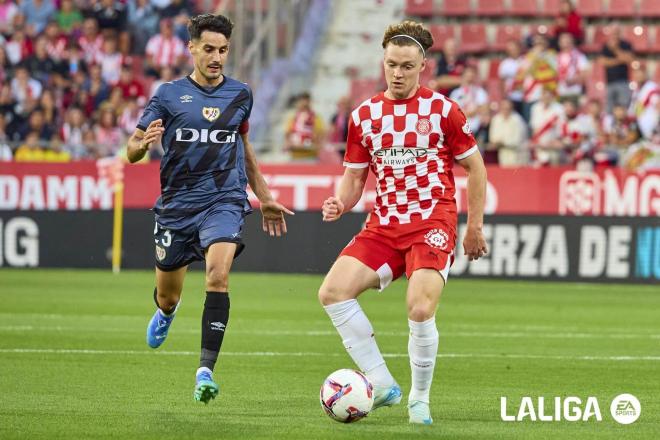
[320, 369, 374, 423]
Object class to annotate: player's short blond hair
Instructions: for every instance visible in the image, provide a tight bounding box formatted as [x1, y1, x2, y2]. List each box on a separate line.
[381, 20, 434, 55]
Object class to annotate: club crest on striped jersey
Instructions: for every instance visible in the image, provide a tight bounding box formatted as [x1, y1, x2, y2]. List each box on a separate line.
[202, 107, 221, 122]
[416, 118, 432, 135]
[424, 228, 449, 250]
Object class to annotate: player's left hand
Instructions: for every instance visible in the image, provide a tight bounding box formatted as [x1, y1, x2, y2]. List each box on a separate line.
[260, 200, 294, 237]
[463, 226, 488, 261]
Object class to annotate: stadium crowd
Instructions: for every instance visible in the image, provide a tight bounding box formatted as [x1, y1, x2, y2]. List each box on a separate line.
[1, 0, 658, 171]
[0, 0, 195, 162]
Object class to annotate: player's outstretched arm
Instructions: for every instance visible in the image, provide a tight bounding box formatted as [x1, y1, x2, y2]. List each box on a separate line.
[458, 152, 488, 261]
[127, 119, 164, 163]
[241, 133, 294, 237]
[322, 167, 368, 222]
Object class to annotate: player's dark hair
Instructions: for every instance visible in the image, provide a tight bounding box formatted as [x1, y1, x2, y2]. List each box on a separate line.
[188, 14, 234, 41]
[382, 20, 433, 55]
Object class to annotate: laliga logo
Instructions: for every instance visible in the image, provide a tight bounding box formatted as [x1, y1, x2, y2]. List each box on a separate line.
[175, 128, 236, 144]
[501, 394, 640, 424]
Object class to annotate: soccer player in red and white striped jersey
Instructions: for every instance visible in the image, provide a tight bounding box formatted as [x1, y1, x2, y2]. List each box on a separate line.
[318, 20, 488, 425]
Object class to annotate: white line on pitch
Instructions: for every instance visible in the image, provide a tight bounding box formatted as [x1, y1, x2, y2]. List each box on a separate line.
[0, 325, 658, 340]
[0, 348, 659, 361]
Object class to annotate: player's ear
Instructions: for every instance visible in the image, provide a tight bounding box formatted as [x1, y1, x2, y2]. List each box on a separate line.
[188, 40, 196, 54]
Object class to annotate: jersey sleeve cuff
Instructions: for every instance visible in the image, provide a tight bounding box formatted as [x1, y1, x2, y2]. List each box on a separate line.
[454, 145, 479, 160]
[343, 161, 370, 169]
[136, 124, 147, 132]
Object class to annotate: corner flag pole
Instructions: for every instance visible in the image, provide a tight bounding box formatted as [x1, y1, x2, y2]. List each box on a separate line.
[97, 157, 125, 274]
[111, 180, 124, 274]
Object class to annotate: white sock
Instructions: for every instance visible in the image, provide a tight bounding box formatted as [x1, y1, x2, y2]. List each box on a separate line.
[408, 316, 439, 404]
[324, 299, 395, 387]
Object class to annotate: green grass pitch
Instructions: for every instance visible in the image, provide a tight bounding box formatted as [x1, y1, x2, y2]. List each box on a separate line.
[0, 269, 658, 439]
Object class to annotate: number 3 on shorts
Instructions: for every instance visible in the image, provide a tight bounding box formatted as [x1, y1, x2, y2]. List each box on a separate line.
[154, 223, 173, 247]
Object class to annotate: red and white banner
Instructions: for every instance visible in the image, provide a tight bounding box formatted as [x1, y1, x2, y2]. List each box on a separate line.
[0, 162, 658, 216]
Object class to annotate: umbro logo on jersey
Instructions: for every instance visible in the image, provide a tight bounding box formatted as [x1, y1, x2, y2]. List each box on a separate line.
[180, 95, 193, 103]
[210, 322, 226, 331]
[203, 107, 221, 122]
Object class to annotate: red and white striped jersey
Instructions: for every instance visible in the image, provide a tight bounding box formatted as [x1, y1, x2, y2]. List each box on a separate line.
[145, 34, 186, 68]
[344, 86, 478, 227]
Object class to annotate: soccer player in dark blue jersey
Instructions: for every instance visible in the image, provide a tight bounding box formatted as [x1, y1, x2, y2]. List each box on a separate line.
[127, 14, 293, 404]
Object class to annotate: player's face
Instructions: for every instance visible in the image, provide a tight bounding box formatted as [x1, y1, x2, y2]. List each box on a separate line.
[383, 44, 425, 100]
[189, 31, 230, 82]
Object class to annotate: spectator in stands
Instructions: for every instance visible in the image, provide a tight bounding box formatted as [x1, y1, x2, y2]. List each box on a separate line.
[518, 33, 557, 122]
[552, 0, 583, 45]
[629, 65, 659, 140]
[118, 96, 143, 136]
[116, 64, 145, 100]
[602, 104, 639, 152]
[159, 0, 194, 42]
[498, 40, 525, 116]
[24, 36, 61, 85]
[44, 134, 71, 162]
[39, 90, 59, 130]
[14, 131, 44, 161]
[5, 28, 33, 66]
[489, 99, 528, 167]
[92, 0, 127, 33]
[556, 32, 589, 105]
[20, 0, 56, 36]
[284, 92, 325, 162]
[529, 87, 565, 165]
[145, 18, 187, 76]
[328, 96, 351, 158]
[429, 38, 467, 96]
[56, 0, 83, 34]
[127, 0, 160, 53]
[599, 25, 634, 113]
[10, 65, 43, 113]
[82, 127, 99, 158]
[0, 0, 19, 35]
[62, 42, 88, 77]
[561, 100, 596, 165]
[94, 107, 124, 157]
[83, 63, 111, 112]
[78, 18, 104, 64]
[95, 35, 124, 85]
[60, 106, 89, 158]
[19, 107, 54, 142]
[43, 21, 68, 62]
[0, 113, 12, 160]
[149, 65, 176, 98]
[0, 46, 8, 84]
[576, 99, 606, 147]
[449, 65, 489, 134]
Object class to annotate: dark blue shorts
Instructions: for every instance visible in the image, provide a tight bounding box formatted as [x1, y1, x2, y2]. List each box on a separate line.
[153, 204, 246, 271]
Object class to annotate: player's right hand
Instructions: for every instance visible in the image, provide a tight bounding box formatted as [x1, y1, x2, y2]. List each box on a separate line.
[322, 197, 344, 222]
[141, 119, 164, 150]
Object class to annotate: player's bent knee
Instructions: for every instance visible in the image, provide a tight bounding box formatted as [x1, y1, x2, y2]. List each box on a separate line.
[318, 282, 352, 306]
[206, 266, 230, 292]
[408, 301, 435, 322]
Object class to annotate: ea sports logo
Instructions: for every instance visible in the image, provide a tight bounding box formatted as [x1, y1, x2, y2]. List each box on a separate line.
[610, 394, 641, 424]
[424, 228, 448, 250]
[415, 119, 432, 135]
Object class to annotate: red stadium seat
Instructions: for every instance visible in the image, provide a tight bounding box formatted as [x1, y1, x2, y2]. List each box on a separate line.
[429, 25, 456, 52]
[640, 0, 660, 18]
[586, 61, 606, 103]
[477, 0, 506, 16]
[440, 0, 472, 16]
[486, 79, 503, 103]
[459, 23, 488, 54]
[350, 78, 383, 104]
[603, 0, 636, 17]
[542, 0, 561, 16]
[510, 0, 537, 16]
[405, 0, 435, 18]
[651, 26, 660, 54]
[576, 0, 603, 17]
[488, 58, 502, 80]
[492, 25, 524, 51]
[622, 25, 651, 53]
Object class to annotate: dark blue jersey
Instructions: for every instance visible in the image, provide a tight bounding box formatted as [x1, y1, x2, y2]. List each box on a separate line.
[137, 75, 253, 223]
